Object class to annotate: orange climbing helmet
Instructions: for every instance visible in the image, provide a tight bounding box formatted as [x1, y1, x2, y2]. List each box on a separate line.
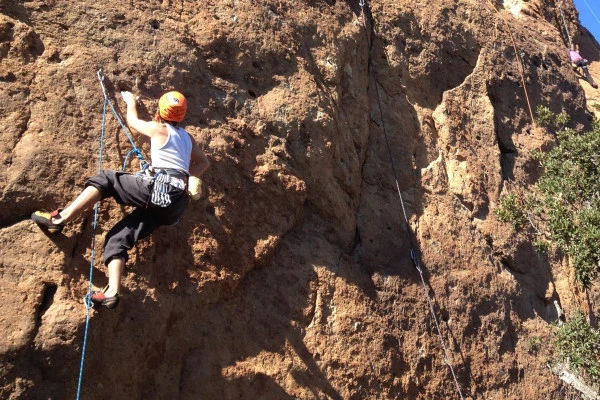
[157, 91, 187, 122]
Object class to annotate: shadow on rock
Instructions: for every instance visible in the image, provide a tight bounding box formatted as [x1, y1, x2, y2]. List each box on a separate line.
[500, 240, 560, 323]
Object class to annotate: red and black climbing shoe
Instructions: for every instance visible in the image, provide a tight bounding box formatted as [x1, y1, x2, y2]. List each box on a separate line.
[89, 288, 120, 309]
[31, 210, 64, 233]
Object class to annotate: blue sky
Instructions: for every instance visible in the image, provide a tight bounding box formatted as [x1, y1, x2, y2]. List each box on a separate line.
[574, 0, 600, 43]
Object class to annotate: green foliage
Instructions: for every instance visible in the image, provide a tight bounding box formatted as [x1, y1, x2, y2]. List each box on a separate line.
[504, 106, 600, 385]
[554, 112, 570, 130]
[569, 209, 600, 286]
[533, 239, 549, 253]
[536, 119, 600, 287]
[554, 311, 600, 380]
[527, 336, 542, 354]
[536, 105, 554, 127]
[545, 202, 574, 248]
[495, 193, 528, 232]
[496, 192, 552, 252]
[536, 105, 570, 131]
[593, 118, 600, 132]
[497, 107, 600, 287]
[556, 127, 577, 142]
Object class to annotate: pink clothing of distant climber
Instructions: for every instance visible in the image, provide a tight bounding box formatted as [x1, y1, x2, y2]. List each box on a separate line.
[570, 50, 583, 63]
[568, 48, 598, 89]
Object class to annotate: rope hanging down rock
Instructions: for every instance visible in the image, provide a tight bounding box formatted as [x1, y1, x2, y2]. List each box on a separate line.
[76, 70, 151, 400]
[75, 70, 109, 400]
[483, 0, 536, 128]
[97, 69, 150, 172]
[358, 2, 465, 399]
[558, 1, 574, 50]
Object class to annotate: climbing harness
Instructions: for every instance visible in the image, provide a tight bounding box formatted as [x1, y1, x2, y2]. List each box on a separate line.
[359, 2, 465, 399]
[558, 2, 573, 50]
[75, 70, 150, 400]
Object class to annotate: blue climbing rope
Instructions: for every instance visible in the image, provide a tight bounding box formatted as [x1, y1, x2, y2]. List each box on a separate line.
[75, 70, 149, 399]
[123, 148, 146, 172]
[96, 69, 150, 172]
[75, 71, 108, 400]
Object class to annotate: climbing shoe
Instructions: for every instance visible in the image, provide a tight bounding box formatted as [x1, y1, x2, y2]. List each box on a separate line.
[89, 288, 120, 309]
[31, 210, 64, 233]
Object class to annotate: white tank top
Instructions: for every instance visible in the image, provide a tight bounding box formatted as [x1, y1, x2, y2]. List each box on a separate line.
[151, 124, 193, 174]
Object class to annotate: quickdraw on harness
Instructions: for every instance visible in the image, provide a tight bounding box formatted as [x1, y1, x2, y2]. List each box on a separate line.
[150, 172, 173, 207]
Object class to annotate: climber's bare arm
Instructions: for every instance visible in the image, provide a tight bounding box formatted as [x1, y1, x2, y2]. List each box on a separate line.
[121, 91, 167, 141]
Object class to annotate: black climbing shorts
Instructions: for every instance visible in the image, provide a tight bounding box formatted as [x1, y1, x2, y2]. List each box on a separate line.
[85, 170, 188, 265]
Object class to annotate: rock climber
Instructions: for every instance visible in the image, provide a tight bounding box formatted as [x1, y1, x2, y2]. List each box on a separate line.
[569, 46, 598, 89]
[31, 90, 210, 309]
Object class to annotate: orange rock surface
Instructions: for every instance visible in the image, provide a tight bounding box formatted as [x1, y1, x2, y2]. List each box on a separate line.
[1, 0, 599, 398]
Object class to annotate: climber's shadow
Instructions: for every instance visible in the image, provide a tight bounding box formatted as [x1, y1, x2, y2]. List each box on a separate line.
[77, 217, 346, 399]
[502, 240, 559, 323]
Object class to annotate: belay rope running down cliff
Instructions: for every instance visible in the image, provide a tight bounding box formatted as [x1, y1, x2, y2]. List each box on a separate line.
[358, 2, 465, 399]
[482, 0, 535, 127]
[558, 1, 574, 50]
[97, 70, 150, 173]
[75, 70, 149, 400]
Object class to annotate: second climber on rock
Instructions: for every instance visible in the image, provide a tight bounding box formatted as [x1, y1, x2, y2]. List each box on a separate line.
[569, 46, 599, 89]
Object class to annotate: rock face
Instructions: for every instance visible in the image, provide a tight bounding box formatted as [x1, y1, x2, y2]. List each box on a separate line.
[1, 0, 599, 398]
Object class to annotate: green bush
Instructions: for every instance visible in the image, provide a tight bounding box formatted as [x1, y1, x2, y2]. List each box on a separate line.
[554, 112, 570, 130]
[536, 105, 570, 131]
[501, 106, 600, 388]
[537, 119, 600, 287]
[497, 106, 600, 288]
[536, 105, 554, 127]
[495, 193, 529, 232]
[532, 239, 549, 253]
[527, 336, 542, 354]
[554, 311, 600, 380]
